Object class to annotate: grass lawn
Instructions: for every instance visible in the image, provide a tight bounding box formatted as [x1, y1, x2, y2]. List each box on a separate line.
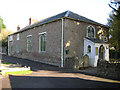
[1, 70, 33, 75]
[2, 62, 13, 64]
[0, 61, 33, 75]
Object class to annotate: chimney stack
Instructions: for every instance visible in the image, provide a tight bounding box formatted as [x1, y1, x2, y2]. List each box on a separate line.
[29, 17, 38, 25]
[29, 17, 31, 25]
[17, 25, 20, 31]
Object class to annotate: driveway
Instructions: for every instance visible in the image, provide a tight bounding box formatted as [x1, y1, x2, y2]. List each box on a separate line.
[1, 55, 120, 88]
[1, 55, 60, 71]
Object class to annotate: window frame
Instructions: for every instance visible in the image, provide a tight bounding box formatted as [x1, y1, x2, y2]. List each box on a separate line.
[27, 35, 32, 52]
[39, 32, 46, 53]
[17, 33, 19, 40]
[87, 25, 95, 38]
[9, 35, 13, 41]
[88, 45, 91, 53]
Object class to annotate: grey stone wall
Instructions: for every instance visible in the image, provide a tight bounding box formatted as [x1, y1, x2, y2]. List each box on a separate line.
[64, 55, 89, 70]
[63, 18, 105, 68]
[64, 57, 79, 70]
[97, 60, 120, 80]
[8, 19, 62, 67]
[64, 18, 109, 59]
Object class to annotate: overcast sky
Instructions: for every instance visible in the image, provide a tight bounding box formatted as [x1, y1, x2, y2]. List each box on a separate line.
[0, 0, 112, 32]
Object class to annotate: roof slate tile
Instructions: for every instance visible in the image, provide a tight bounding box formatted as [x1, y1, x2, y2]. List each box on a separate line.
[10, 10, 108, 35]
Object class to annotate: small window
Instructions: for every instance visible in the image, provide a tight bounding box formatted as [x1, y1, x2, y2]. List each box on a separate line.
[88, 45, 91, 53]
[95, 47, 98, 55]
[27, 35, 32, 52]
[66, 50, 69, 54]
[17, 33, 19, 40]
[99, 35, 108, 42]
[87, 26, 95, 38]
[39, 33, 46, 52]
[103, 36, 108, 42]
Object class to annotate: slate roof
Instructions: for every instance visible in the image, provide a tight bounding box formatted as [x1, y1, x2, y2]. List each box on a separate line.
[10, 10, 108, 35]
[85, 37, 109, 44]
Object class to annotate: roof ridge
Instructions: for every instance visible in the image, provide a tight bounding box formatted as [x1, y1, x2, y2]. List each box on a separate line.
[64, 10, 71, 17]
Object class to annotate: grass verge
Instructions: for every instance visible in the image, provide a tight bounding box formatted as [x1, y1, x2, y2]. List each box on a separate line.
[2, 62, 12, 64]
[1, 70, 33, 75]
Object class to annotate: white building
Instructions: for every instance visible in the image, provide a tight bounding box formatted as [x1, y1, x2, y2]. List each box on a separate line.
[84, 37, 109, 67]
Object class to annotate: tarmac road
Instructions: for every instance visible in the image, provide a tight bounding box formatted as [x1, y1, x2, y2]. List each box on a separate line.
[8, 71, 120, 88]
[1, 55, 120, 88]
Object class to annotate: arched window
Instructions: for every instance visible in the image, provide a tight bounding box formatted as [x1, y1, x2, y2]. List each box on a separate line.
[88, 45, 91, 53]
[87, 26, 95, 38]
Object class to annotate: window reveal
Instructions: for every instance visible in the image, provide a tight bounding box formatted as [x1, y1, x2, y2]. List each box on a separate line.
[88, 45, 91, 53]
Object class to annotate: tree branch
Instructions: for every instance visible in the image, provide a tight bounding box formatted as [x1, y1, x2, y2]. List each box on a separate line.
[108, 3, 118, 12]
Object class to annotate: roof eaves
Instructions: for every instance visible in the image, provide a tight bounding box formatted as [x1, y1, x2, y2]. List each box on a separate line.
[22, 11, 67, 31]
[64, 16, 108, 28]
[9, 18, 63, 36]
[84, 38, 95, 45]
[85, 37, 109, 44]
[66, 11, 108, 28]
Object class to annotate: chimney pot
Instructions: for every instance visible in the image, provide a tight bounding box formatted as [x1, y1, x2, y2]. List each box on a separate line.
[17, 25, 20, 31]
[29, 17, 31, 25]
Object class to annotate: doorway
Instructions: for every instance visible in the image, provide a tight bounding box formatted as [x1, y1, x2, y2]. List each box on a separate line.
[99, 45, 105, 60]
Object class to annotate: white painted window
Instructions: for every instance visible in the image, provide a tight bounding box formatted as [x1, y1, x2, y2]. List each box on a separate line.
[17, 33, 19, 40]
[9, 35, 13, 41]
[39, 32, 46, 35]
[87, 26, 95, 38]
[39, 33, 46, 52]
[27, 35, 32, 52]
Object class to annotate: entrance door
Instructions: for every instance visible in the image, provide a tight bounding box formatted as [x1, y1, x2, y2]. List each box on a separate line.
[99, 45, 105, 60]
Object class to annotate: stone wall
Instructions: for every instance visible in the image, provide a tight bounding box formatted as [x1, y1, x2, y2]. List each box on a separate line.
[64, 57, 79, 70]
[8, 19, 62, 67]
[97, 60, 120, 80]
[64, 18, 100, 59]
[64, 55, 89, 70]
